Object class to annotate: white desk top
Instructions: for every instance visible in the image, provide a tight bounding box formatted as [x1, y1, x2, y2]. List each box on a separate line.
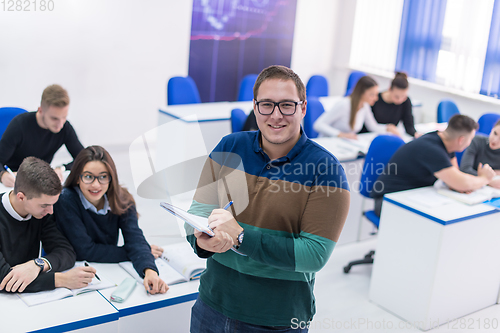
[158, 96, 344, 123]
[159, 101, 254, 122]
[0, 291, 118, 333]
[312, 122, 446, 163]
[384, 187, 499, 225]
[90, 263, 199, 317]
[313, 133, 376, 162]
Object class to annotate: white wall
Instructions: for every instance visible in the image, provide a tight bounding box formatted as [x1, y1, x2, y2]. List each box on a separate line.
[1, 0, 497, 152]
[292, 0, 358, 96]
[0, 0, 193, 148]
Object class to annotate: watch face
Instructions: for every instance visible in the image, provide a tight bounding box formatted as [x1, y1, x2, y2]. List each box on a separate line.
[34, 258, 45, 268]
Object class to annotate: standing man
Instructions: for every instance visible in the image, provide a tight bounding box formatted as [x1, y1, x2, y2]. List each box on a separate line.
[372, 114, 496, 217]
[0, 157, 96, 293]
[186, 65, 350, 332]
[0, 84, 84, 187]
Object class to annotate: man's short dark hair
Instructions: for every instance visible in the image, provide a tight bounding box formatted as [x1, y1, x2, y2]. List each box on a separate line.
[445, 114, 479, 138]
[14, 157, 62, 199]
[253, 65, 306, 101]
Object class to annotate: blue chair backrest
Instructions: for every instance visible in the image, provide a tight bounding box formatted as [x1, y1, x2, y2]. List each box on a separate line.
[359, 135, 405, 199]
[237, 74, 258, 101]
[477, 113, 500, 136]
[437, 99, 460, 123]
[167, 76, 201, 105]
[231, 108, 247, 133]
[303, 98, 324, 139]
[345, 71, 366, 96]
[0, 107, 28, 138]
[306, 75, 329, 98]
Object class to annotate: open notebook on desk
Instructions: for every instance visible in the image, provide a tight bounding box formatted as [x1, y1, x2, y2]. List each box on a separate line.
[18, 262, 115, 306]
[119, 242, 206, 286]
[434, 181, 500, 205]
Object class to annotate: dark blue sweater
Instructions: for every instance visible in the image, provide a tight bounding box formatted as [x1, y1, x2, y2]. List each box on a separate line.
[54, 187, 157, 277]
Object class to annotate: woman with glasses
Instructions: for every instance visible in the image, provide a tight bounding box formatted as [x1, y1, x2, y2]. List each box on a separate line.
[54, 145, 168, 295]
[313, 76, 400, 139]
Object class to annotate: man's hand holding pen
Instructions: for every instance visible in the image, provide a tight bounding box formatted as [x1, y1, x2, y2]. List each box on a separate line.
[207, 209, 244, 248]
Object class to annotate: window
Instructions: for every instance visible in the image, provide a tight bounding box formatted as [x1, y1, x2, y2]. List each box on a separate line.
[435, 0, 494, 93]
[350, 0, 404, 73]
[350, 0, 496, 96]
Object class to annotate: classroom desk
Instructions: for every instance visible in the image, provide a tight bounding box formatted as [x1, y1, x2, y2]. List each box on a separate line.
[91, 263, 199, 333]
[158, 101, 254, 155]
[156, 96, 341, 156]
[369, 187, 500, 331]
[312, 133, 375, 245]
[0, 291, 119, 333]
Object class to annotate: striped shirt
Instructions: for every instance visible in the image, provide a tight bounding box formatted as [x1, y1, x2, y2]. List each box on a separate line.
[186, 130, 350, 326]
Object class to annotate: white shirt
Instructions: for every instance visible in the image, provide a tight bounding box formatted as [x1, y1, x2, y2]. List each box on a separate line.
[313, 97, 387, 137]
[2, 190, 31, 221]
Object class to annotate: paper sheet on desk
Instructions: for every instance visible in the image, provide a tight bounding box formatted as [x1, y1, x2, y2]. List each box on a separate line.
[406, 191, 453, 208]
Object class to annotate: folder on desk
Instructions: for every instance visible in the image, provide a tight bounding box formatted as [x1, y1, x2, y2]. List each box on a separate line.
[160, 202, 215, 236]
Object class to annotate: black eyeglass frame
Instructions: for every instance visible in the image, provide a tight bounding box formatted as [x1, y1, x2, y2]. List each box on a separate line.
[79, 173, 112, 185]
[254, 100, 304, 116]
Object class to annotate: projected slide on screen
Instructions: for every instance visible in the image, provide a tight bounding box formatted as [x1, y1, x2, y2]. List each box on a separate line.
[188, 0, 298, 102]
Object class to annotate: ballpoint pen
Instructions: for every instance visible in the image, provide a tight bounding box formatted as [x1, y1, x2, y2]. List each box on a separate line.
[223, 201, 233, 210]
[84, 261, 101, 281]
[3, 165, 15, 178]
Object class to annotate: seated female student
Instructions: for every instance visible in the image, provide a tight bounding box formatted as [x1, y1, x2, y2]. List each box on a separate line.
[460, 120, 500, 189]
[54, 145, 168, 295]
[371, 72, 420, 138]
[313, 75, 399, 139]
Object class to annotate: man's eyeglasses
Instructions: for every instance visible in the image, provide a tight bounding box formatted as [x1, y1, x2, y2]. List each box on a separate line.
[80, 173, 111, 184]
[255, 100, 304, 116]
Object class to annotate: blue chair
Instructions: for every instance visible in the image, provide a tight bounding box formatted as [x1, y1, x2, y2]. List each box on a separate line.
[344, 71, 366, 96]
[437, 99, 460, 123]
[343, 135, 405, 273]
[303, 98, 324, 139]
[306, 75, 329, 98]
[455, 150, 464, 167]
[477, 113, 500, 136]
[0, 107, 28, 138]
[231, 108, 247, 133]
[237, 74, 258, 101]
[167, 76, 201, 105]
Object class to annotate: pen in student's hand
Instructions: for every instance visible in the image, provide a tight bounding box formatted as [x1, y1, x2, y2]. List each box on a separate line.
[84, 261, 100, 281]
[3, 165, 15, 178]
[223, 201, 233, 210]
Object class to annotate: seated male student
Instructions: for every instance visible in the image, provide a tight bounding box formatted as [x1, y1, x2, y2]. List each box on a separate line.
[0, 157, 96, 293]
[372, 114, 496, 217]
[0, 84, 84, 187]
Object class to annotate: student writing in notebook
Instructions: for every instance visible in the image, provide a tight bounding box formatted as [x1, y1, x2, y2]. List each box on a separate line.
[313, 75, 400, 139]
[186, 65, 350, 332]
[372, 115, 496, 217]
[460, 119, 500, 189]
[0, 85, 84, 187]
[54, 146, 168, 295]
[371, 72, 420, 137]
[0, 157, 95, 293]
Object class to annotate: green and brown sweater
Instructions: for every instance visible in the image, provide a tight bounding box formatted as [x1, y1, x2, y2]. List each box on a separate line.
[186, 130, 350, 326]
